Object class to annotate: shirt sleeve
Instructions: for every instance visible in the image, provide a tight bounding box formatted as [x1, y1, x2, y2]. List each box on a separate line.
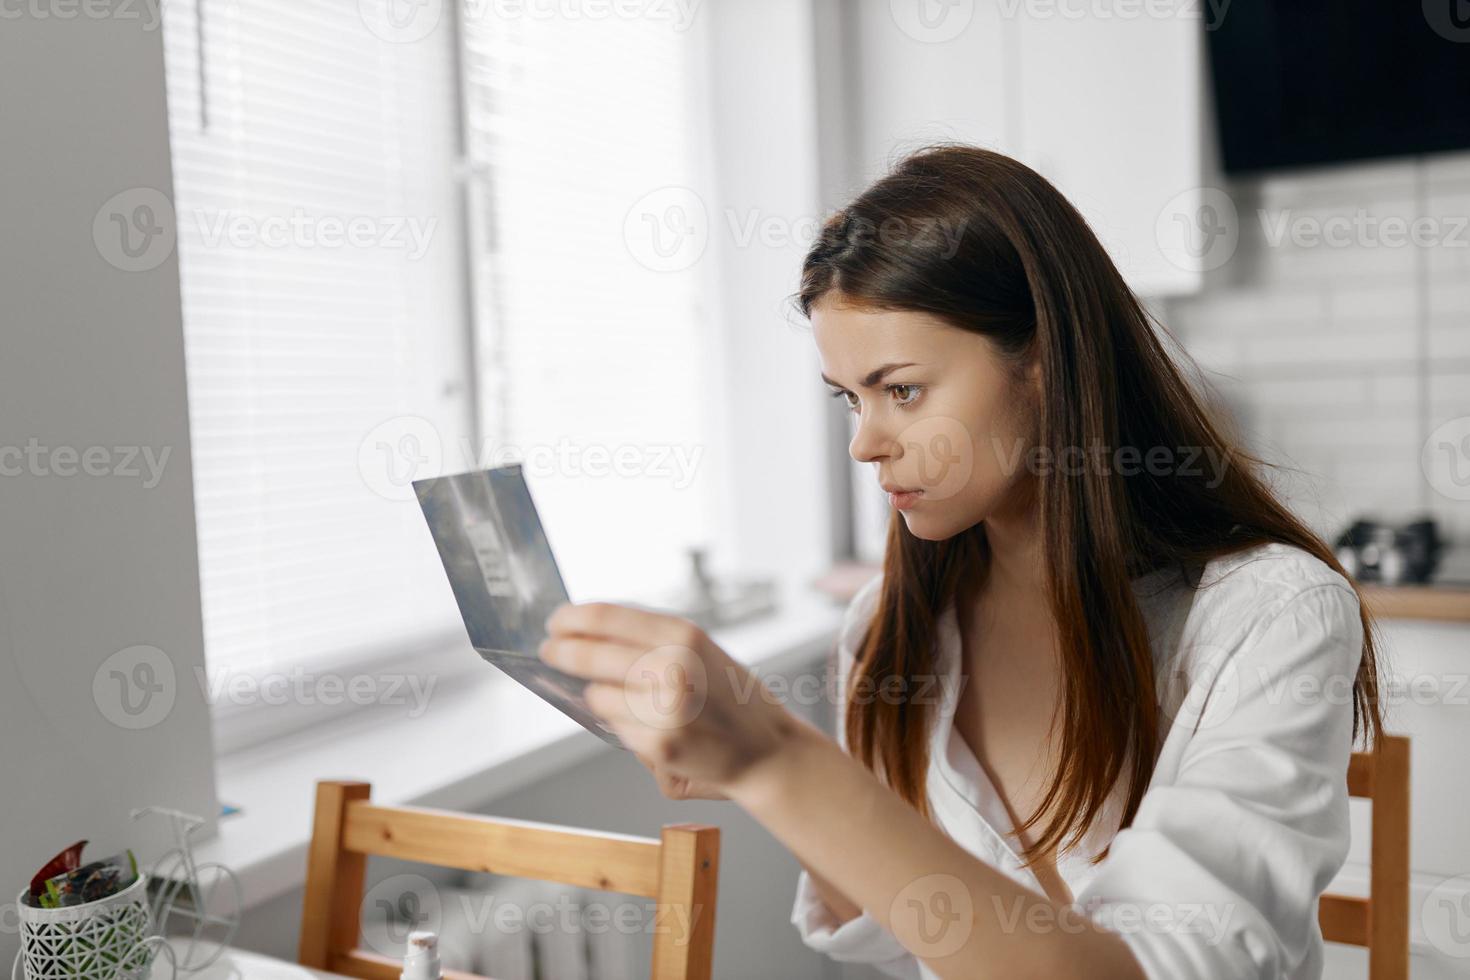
[789, 576, 924, 980]
[1070, 581, 1366, 980]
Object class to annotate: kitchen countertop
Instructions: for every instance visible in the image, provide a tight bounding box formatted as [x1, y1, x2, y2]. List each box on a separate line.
[815, 562, 1470, 624]
[1360, 584, 1470, 623]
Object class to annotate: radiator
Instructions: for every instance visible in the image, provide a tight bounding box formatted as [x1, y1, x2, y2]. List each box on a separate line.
[432, 876, 642, 980]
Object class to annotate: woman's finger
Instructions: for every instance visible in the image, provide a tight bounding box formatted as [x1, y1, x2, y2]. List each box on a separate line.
[544, 601, 703, 652]
[538, 635, 642, 683]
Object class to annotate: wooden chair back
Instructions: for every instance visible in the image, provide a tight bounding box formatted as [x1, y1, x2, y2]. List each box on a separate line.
[1318, 734, 1410, 980]
[299, 780, 719, 980]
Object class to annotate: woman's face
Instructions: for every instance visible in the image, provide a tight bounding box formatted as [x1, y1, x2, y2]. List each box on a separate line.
[812, 292, 1038, 542]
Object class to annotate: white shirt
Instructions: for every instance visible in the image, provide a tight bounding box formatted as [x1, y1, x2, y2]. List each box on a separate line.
[791, 542, 1365, 980]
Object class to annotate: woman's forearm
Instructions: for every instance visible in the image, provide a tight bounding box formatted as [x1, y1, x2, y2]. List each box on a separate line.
[727, 715, 1147, 980]
[798, 858, 863, 924]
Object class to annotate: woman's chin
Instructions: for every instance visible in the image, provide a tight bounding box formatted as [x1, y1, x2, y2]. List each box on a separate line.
[900, 511, 964, 542]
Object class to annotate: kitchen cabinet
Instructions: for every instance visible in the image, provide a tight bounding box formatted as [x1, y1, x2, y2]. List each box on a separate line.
[830, 0, 1208, 299]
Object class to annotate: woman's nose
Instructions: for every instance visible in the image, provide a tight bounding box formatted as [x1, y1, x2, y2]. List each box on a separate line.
[848, 410, 894, 464]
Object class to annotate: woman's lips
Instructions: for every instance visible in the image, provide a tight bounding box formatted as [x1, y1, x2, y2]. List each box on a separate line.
[887, 489, 923, 510]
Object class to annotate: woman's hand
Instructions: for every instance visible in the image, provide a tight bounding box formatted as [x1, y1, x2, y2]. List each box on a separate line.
[631, 751, 729, 801]
[537, 601, 801, 795]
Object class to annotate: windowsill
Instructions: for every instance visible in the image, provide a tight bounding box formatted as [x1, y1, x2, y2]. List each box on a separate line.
[195, 585, 849, 911]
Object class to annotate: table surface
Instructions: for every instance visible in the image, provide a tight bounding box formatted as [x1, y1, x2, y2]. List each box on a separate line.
[162, 941, 340, 979]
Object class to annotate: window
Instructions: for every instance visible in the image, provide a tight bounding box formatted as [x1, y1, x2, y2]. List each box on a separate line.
[457, 5, 719, 604]
[163, 0, 720, 742]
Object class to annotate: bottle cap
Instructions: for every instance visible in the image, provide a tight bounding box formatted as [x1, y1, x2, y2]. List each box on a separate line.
[400, 930, 441, 980]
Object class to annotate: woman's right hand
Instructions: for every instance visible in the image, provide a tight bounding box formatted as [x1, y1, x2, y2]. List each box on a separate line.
[633, 750, 729, 800]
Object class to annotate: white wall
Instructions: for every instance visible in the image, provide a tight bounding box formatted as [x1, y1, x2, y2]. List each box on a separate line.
[0, 6, 219, 963]
[1164, 151, 1470, 544]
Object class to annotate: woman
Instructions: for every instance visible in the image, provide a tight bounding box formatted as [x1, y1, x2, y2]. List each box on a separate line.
[537, 144, 1385, 980]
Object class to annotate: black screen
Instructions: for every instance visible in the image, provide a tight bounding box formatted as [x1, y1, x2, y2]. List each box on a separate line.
[1206, 2, 1470, 174]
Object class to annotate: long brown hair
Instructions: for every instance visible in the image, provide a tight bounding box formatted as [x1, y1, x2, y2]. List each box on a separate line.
[798, 144, 1385, 869]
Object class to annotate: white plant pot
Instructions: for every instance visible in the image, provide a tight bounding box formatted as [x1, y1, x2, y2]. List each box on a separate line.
[13, 874, 155, 980]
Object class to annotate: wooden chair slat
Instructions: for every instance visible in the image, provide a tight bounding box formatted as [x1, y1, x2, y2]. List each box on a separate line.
[1317, 734, 1411, 980]
[342, 801, 665, 897]
[300, 781, 718, 980]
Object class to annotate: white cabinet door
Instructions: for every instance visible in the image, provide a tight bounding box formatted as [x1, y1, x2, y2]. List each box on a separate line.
[846, 1, 1013, 184]
[1012, 5, 1206, 297]
[837, 1, 1207, 298]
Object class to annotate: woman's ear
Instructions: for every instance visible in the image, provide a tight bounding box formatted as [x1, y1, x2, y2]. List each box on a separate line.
[1024, 351, 1043, 389]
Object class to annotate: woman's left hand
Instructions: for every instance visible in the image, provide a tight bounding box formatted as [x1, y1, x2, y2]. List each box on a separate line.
[538, 601, 800, 793]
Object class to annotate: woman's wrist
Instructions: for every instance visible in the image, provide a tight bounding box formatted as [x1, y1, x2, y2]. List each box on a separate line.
[722, 712, 833, 810]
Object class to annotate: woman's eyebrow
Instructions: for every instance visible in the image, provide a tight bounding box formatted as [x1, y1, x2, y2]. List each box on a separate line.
[820, 361, 919, 390]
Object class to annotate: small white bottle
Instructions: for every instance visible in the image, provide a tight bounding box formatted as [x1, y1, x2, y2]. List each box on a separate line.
[400, 930, 442, 980]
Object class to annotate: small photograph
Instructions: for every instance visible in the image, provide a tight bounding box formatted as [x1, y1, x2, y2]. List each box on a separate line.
[415, 465, 624, 748]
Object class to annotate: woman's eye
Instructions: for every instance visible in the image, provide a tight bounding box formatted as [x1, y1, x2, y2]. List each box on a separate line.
[891, 384, 920, 406]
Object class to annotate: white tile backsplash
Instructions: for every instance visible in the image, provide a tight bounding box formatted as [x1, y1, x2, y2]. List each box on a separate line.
[1162, 153, 1470, 550]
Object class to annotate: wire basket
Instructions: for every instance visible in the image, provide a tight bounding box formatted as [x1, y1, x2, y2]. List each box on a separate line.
[12, 874, 170, 980]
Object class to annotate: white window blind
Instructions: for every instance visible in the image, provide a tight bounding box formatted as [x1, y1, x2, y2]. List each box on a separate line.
[161, 0, 471, 683]
[459, 7, 719, 604]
